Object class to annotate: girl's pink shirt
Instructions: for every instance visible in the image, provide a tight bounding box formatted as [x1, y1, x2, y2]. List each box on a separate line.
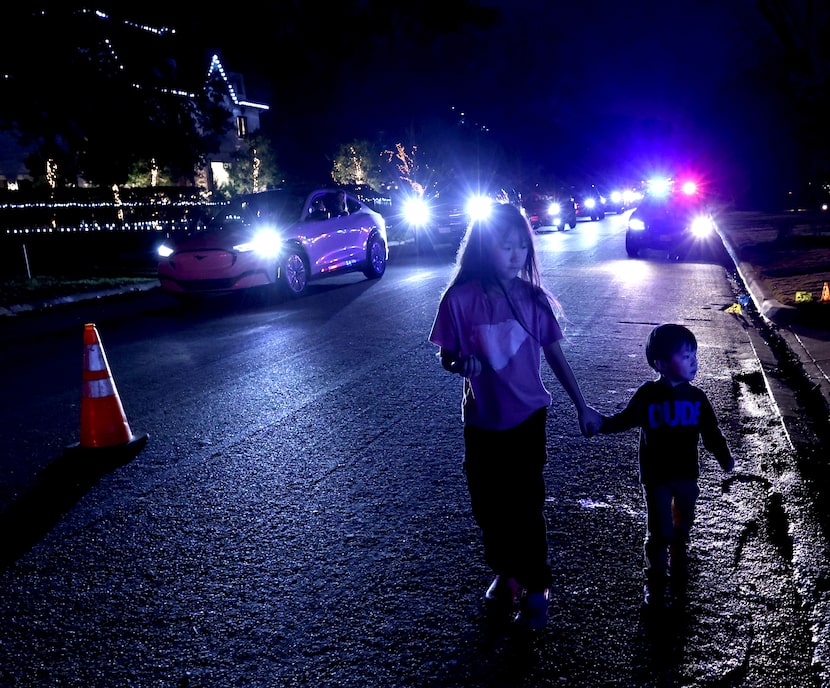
[429, 280, 563, 430]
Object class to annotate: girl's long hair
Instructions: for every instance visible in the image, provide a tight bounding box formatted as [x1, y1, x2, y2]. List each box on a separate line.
[442, 202, 564, 329]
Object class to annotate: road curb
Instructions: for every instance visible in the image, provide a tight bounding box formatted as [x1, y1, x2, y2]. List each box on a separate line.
[716, 226, 797, 325]
[0, 280, 160, 317]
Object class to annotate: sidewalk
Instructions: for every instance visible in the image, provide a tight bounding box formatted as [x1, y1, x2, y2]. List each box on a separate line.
[717, 211, 830, 420]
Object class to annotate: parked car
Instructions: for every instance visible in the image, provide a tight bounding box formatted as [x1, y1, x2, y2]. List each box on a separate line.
[523, 190, 577, 231]
[624, 190, 716, 260]
[157, 187, 388, 298]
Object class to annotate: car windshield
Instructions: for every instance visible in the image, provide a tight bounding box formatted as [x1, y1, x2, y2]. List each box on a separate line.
[207, 189, 307, 232]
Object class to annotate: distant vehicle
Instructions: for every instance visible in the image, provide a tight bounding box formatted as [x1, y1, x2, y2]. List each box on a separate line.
[601, 187, 627, 214]
[624, 185, 716, 261]
[523, 190, 577, 231]
[572, 186, 606, 221]
[399, 182, 511, 252]
[157, 187, 388, 298]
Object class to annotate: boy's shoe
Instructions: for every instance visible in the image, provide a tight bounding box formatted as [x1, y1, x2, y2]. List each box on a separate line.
[484, 575, 520, 616]
[643, 576, 668, 607]
[643, 582, 663, 607]
[515, 589, 549, 631]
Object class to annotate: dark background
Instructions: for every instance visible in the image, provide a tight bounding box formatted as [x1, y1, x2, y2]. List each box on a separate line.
[168, 0, 799, 202]
[5, 1, 824, 207]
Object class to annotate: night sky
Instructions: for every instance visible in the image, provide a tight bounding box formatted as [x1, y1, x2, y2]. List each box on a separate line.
[197, 0, 789, 202]
[6, 2, 802, 204]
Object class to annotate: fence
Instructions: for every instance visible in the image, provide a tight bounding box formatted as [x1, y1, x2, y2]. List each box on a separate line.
[0, 188, 221, 280]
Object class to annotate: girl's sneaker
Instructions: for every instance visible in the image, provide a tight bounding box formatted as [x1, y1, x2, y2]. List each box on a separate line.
[484, 575, 520, 616]
[515, 589, 549, 631]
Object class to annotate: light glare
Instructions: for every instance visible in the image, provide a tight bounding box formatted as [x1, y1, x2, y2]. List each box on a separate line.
[235, 228, 282, 256]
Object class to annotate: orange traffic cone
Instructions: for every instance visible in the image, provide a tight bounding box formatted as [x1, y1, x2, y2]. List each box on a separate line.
[65, 323, 148, 457]
[822, 281, 830, 302]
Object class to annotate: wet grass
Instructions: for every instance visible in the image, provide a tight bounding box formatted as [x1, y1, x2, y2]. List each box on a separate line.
[0, 274, 157, 309]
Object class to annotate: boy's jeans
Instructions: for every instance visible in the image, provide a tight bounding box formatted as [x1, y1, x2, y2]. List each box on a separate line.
[642, 479, 700, 578]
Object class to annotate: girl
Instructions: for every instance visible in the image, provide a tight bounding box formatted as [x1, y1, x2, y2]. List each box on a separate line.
[429, 202, 601, 631]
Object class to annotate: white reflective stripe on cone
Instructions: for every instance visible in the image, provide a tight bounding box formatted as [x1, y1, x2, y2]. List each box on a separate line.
[82, 378, 117, 399]
[84, 344, 108, 372]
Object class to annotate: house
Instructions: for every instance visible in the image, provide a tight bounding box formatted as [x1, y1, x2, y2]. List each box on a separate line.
[202, 53, 270, 192]
[0, 8, 270, 194]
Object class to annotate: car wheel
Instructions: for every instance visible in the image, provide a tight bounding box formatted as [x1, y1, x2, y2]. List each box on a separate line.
[281, 248, 309, 297]
[363, 235, 387, 279]
[625, 232, 640, 258]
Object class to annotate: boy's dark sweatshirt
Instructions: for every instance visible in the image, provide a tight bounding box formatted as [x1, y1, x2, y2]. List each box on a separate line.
[599, 379, 732, 484]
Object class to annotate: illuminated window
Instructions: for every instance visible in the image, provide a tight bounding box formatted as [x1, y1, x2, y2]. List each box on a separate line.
[236, 116, 248, 138]
[211, 161, 230, 188]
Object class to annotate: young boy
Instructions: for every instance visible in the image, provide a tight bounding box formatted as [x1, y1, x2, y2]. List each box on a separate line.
[597, 323, 734, 606]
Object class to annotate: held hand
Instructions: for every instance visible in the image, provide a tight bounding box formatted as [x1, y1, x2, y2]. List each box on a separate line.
[578, 406, 603, 438]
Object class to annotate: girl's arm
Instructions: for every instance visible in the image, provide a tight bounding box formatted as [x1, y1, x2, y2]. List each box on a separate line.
[543, 340, 602, 437]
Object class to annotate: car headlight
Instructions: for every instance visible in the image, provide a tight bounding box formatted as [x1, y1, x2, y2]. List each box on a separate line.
[157, 243, 174, 258]
[549, 202, 561, 214]
[584, 198, 596, 209]
[647, 178, 672, 196]
[690, 216, 714, 238]
[629, 218, 646, 231]
[403, 197, 430, 225]
[234, 228, 282, 257]
[467, 195, 494, 222]
[609, 191, 622, 204]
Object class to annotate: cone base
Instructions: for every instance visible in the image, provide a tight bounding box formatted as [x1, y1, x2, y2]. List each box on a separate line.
[64, 432, 149, 464]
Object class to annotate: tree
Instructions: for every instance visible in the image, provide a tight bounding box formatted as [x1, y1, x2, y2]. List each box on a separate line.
[331, 140, 385, 190]
[222, 133, 284, 198]
[125, 158, 174, 188]
[382, 142, 427, 197]
[756, 0, 830, 181]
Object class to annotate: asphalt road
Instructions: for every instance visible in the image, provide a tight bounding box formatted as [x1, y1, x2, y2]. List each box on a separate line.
[0, 215, 827, 687]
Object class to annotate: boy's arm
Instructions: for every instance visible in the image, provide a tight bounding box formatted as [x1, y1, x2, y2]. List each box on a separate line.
[699, 394, 734, 471]
[597, 388, 643, 435]
[543, 340, 602, 437]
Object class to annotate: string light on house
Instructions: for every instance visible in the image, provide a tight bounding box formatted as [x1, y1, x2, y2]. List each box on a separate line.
[207, 54, 269, 111]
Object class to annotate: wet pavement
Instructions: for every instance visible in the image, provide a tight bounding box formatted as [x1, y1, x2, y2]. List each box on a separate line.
[1, 216, 829, 686]
[3, 217, 828, 420]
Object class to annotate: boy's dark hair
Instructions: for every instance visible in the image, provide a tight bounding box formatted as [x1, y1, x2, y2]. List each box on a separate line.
[646, 323, 697, 369]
